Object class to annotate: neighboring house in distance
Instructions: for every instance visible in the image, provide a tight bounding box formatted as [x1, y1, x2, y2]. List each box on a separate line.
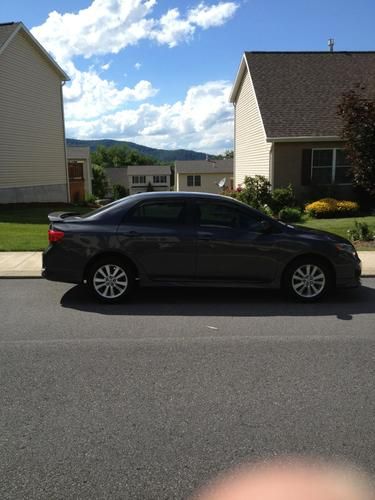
[230, 51, 375, 199]
[128, 165, 171, 194]
[175, 159, 233, 193]
[105, 168, 129, 194]
[106, 165, 171, 195]
[0, 22, 70, 203]
[66, 146, 92, 202]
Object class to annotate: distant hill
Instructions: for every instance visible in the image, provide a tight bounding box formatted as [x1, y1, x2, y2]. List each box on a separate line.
[67, 138, 209, 162]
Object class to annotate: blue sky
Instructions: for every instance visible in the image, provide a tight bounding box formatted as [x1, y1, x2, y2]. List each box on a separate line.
[1, 0, 375, 152]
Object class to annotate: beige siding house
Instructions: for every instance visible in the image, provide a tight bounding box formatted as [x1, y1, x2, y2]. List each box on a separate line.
[230, 51, 375, 200]
[106, 165, 171, 195]
[175, 159, 233, 194]
[0, 22, 69, 203]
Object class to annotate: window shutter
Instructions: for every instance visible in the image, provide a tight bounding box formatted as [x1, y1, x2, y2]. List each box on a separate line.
[301, 149, 312, 185]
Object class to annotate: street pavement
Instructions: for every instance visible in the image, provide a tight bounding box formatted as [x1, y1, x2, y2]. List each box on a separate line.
[1, 279, 375, 499]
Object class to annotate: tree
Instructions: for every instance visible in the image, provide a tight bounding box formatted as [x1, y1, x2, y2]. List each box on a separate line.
[91, 145, 156, 168]
[91, 164, 108, 198]
[338, 90, 375, 197]
[223, 149, 234, 159]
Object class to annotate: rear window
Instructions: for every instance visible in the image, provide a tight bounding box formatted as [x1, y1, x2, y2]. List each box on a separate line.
[126, 201, 186, 225]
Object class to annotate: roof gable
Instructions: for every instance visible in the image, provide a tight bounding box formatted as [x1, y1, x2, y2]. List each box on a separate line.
[0, 22, 69, 81]
[231, 51, 375, 139]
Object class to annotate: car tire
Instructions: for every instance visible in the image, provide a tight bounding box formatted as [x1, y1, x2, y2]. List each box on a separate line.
[283, 257, 333, 302]
[87, 257, 136, 303]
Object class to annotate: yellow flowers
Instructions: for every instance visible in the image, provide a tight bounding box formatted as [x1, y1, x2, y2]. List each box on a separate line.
[305, 198, 359, 218]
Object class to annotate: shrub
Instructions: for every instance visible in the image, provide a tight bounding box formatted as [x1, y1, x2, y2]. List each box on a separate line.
[305, 198, 359, 218]
[269, 185, 296, 214]
[92, 164, 108, 199]
[84, 192, 97, 205]
[236, 175, 272, 209]
[259, 204, 273, 217]
[278, 207, 302, 223]
[112, 184, 128, 200]
[347, 221, 374, 242]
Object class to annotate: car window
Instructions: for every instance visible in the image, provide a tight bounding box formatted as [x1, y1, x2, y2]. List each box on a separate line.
[126, 201, 186, 225]
[196, 202, 264, 231]
[197, 202, 240, 229]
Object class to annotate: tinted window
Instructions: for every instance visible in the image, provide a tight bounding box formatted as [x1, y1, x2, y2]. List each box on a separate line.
[197, 202, 263, 230]
[127, 201, 186, 225]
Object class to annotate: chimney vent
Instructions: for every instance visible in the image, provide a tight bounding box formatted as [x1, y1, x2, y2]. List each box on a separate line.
[328, 38, 335, 52]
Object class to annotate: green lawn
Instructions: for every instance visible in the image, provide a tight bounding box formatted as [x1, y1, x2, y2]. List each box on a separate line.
[0, 204, 90, 251]
[299, 215, 375, 250]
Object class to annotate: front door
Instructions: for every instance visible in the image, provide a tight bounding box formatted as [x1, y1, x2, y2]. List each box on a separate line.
[117, 198, 196, 281]
[194, 200, 278, 283]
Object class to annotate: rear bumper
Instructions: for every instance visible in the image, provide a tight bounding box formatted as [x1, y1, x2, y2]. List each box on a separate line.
[42, 247, 83, 284]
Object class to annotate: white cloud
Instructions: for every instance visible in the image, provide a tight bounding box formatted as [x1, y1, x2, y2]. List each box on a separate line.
[134, 62, 142, 70]
[30, 0, 238, 152]
[64, 64, 158, 120]
[101, 62, 111, 71]
[188, 2, 239, 29]
[65, 81, 233, 153]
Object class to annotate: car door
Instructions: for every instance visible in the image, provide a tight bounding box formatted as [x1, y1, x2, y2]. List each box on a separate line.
[116, 198, 196, 281]
[194, 199, 279, 282]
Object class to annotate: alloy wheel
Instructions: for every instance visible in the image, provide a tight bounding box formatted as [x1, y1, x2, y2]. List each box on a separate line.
[291, 264, 326, 299]
[93, 264, 128, 299]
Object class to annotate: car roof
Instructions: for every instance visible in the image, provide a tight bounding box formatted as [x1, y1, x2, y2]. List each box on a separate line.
[126, 191, 229, 201]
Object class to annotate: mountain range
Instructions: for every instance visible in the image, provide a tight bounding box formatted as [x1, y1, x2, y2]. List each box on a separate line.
[67, 138, 209, 162]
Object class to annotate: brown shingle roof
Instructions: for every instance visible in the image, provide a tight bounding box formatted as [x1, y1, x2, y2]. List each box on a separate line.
[175, 159, 233, 174]
[244, 51, 375, 138]
[127, 165, 171, 176]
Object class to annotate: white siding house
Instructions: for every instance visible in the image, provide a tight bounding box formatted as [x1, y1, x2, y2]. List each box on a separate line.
[0, 22, 69, 203]
[231, 56, 271, 188]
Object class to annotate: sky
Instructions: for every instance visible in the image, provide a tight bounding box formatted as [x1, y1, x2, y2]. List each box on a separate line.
[1, 0, 375, 153]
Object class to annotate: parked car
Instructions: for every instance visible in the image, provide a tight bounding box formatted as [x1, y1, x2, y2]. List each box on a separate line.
[43, 192, 361, 303]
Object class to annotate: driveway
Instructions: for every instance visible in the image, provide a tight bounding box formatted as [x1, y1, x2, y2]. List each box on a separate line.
[1, 279, 375, 499]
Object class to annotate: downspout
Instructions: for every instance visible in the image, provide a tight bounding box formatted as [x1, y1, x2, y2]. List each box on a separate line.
[60, 80, 70, 203]
[269, 141, 275, 189]
[233, 101, 236, 188]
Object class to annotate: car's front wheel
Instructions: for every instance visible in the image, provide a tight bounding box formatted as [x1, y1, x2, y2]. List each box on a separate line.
[283, 258, 332, 302]
[87, 257, 135, 303]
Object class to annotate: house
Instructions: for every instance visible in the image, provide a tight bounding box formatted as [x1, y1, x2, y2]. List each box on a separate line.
[66, 146, 92, 202]
[106, 165, 172, 195]
[0, 22, 69, 203]
[175, 159, 233, 193]
[229, 51, 375, 199]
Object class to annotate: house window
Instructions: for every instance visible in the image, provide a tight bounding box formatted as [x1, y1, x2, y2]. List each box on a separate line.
[311, 149, 351, 184]
[153, 175, 167, 184]
[187, 175, 201, 187]
[132, 175, 146, 184]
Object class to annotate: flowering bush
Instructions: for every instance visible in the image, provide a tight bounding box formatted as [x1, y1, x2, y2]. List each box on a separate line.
[305, 198, 359, 218]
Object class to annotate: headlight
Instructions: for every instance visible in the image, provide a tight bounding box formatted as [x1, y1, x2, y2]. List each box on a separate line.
[335, 243, 357, 257]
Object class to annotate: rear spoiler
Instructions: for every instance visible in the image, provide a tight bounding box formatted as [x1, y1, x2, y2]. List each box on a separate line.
[48, 211, 81, 222]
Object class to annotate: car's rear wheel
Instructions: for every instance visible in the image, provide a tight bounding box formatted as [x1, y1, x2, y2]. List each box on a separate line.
[87, 257, 135, 303]
[283, 258, 332, 302]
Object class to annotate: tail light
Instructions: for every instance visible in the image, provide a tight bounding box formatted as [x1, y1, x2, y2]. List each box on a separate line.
[48, 229, 65, 244]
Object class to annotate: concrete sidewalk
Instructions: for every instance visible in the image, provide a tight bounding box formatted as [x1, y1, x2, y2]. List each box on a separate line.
[0, 251, 374, 278]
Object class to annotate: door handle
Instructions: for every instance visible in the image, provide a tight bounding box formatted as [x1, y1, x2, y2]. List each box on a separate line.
[198, 232, 213, 240]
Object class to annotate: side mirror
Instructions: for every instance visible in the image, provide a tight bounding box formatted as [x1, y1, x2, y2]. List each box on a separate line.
[257, 220, 272, 233]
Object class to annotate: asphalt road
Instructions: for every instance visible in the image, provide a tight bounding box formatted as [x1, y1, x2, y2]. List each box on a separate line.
[1, 278, 375, 499]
